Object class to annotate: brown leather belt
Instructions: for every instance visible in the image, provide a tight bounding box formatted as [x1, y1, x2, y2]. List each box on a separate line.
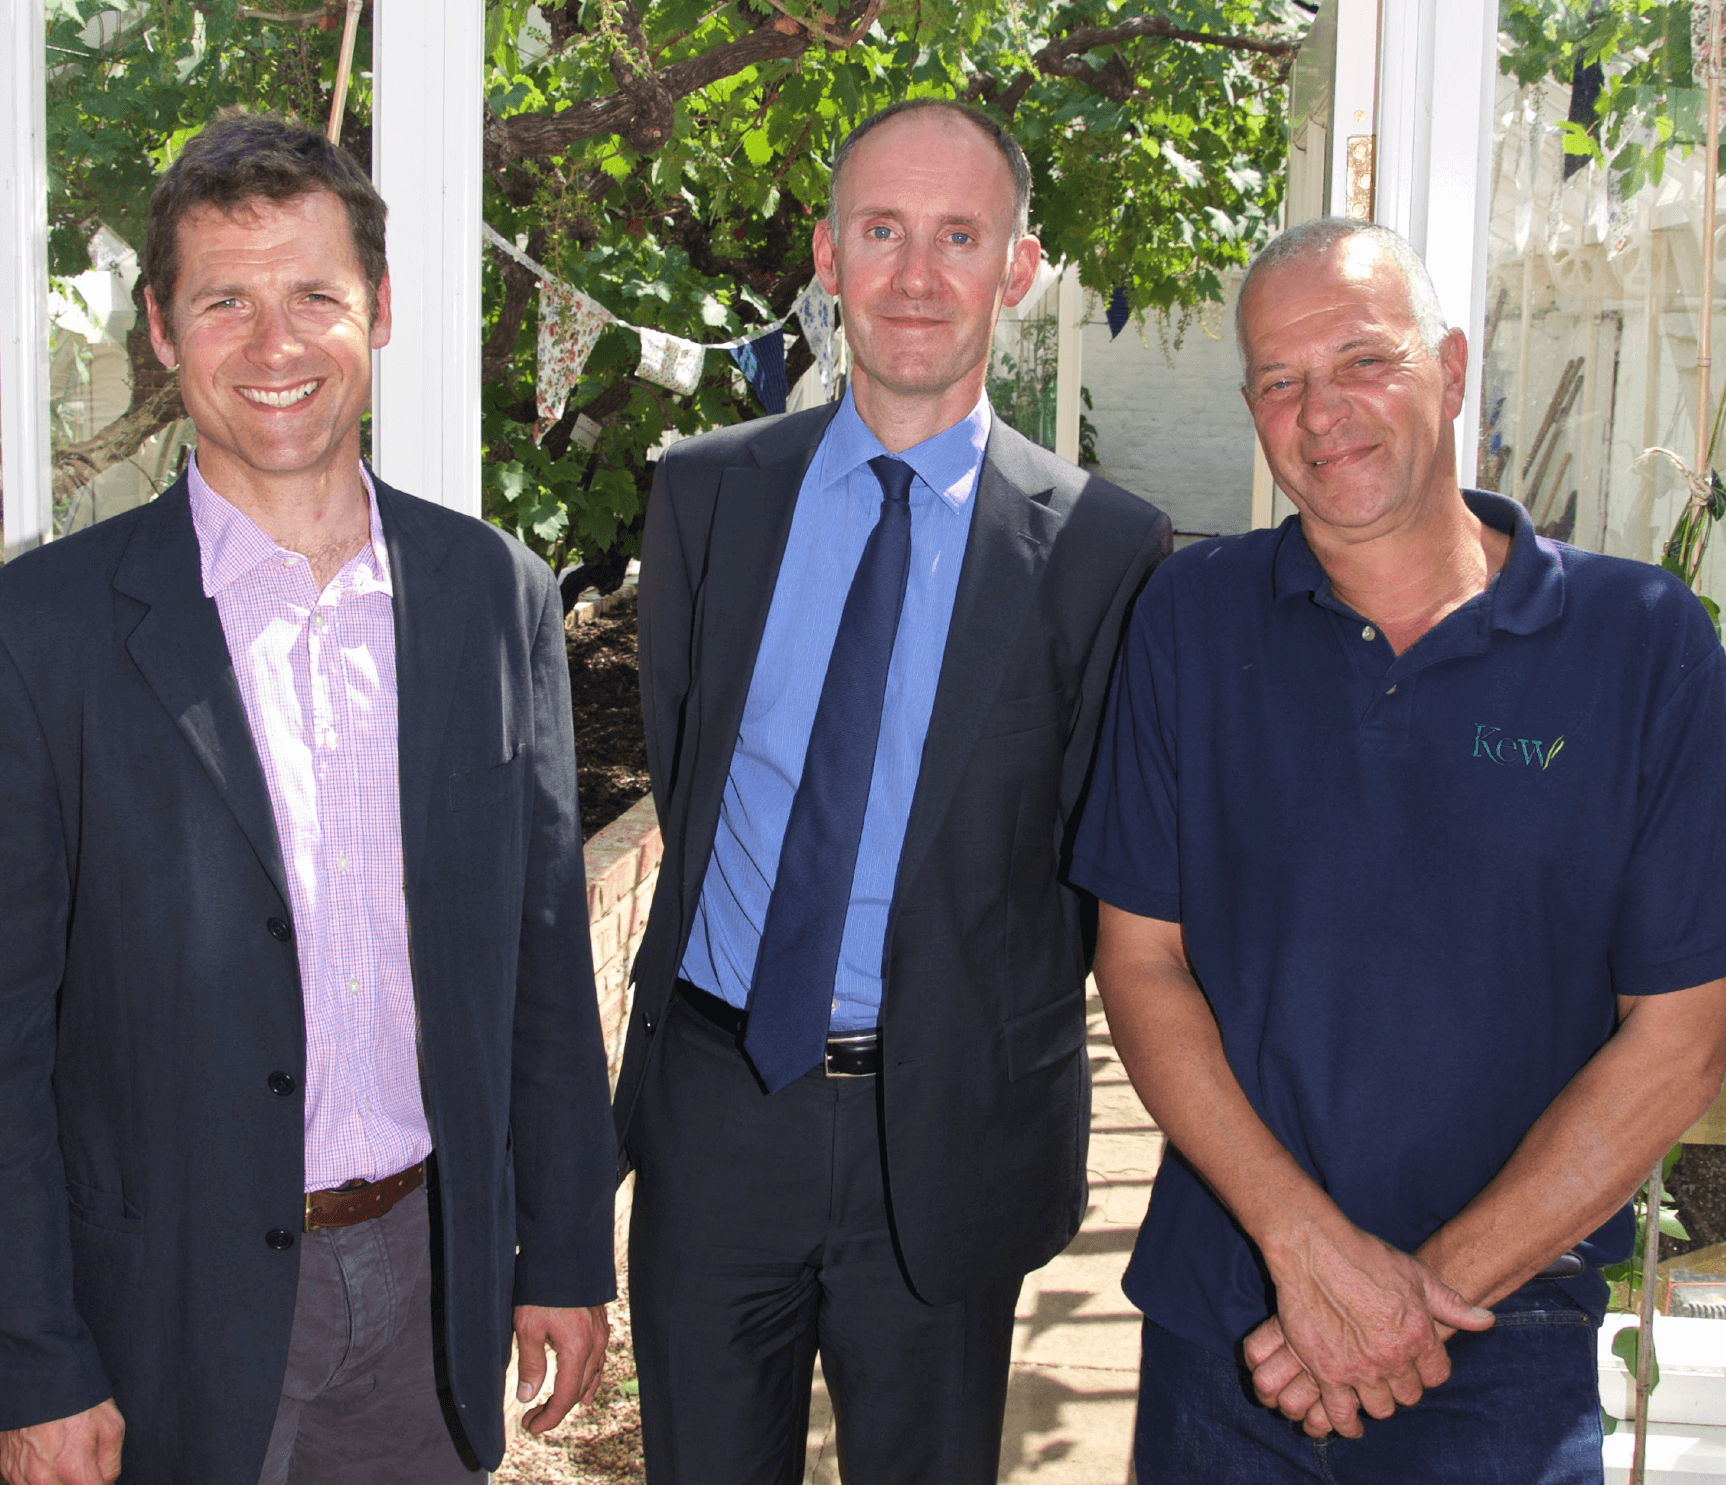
[676, 979, 882, 1077]
[303, 1162, 424, 1232]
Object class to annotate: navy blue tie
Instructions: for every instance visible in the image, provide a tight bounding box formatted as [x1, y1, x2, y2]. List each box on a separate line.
[743, 455, 915, 1092]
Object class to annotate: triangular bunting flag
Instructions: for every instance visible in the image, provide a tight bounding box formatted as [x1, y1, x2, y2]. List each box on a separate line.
[536, 280, 614, 443]
[1107, 286, 1130, 340]
[636, 327, 706, 395]
[729, 329, 789, 416]
[792, 279, 841, 394]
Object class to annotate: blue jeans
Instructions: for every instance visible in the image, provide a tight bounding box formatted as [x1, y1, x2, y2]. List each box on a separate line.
[1134, 1282, 1603, 1484]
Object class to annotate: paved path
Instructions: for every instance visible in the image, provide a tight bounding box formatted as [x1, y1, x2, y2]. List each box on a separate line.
[804, 986, 1164, 1483]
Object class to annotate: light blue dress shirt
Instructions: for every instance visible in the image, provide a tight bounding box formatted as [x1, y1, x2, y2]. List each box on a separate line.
[679, 390, 989, 1032]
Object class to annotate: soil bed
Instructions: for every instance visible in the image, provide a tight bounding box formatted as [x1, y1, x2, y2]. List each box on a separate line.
[568, 604, 651, 841]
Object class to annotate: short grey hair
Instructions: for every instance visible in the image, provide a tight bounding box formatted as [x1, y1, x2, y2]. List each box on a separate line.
[1235, 217, 1451, 371]
[826, 99, 1031, 240]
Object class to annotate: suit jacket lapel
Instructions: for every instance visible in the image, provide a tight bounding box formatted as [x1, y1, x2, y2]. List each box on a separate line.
[116, 481, 290, 906]
[674, 433, 818, 917]
[375, 478, 464, 903]
[890, 442, 1064, 914]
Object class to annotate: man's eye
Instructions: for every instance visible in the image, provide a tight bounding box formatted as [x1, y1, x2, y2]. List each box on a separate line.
[867, 225, 894, 240]
[949, 231, 973, 245]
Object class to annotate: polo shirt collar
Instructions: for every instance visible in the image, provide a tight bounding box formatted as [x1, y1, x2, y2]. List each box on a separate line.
[187, 453, 393, 599]
[1270, 488, 1565, 637]
[814, 387, 992, 511]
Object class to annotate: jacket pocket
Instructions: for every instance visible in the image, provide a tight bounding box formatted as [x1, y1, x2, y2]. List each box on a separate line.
[448, 743, 525, 812]
[66, 1180, 145, 1236]
[976, 687, 1068, 740]
[1002, 993, 1086, 1082]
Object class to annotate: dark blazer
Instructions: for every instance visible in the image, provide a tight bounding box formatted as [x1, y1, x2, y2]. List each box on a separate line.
[614, 406, 1171, 1302]
[0, 475, 616, 1482]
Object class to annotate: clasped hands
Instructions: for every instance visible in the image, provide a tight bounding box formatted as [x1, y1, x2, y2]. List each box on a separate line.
[1244, 1224, 1495, 1440]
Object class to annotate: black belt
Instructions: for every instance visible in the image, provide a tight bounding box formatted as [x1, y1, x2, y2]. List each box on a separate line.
[675, 979, 882, 1077]
[1535, 1249, 1587, 1280]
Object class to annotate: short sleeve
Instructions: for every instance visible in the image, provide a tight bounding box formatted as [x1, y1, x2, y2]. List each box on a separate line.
[1068, 567, 1183, 922]
[1609, 622, 1726, 994]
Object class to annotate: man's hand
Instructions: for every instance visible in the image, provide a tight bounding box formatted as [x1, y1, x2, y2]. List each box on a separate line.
[512, 1304, 610, 1435]
[1244, 1228, 1493, 1439]
[0, 1401, 124, 1485]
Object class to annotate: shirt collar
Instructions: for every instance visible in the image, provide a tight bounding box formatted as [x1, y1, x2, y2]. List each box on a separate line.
[814, 387, 992, 511]
[1270, 488, 1564, 636]
[187, 453, 393, 599]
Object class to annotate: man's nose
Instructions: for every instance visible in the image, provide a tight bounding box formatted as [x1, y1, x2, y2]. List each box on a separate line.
[1297, 377, 1348, 436]
[247, 301, 304, 364]
[893, 237, 934, 296]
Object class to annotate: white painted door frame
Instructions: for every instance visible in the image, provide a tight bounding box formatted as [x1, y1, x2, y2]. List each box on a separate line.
[2, 0, 51, 561]
[1255, 0, 1499, 527]
[370, 0, 484, 517]
[1374, 0, 1499, 485]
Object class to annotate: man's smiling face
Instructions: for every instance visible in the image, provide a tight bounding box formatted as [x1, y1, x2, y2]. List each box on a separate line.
[1238, 238, 1465, 543]
[146, 190, 390, 503]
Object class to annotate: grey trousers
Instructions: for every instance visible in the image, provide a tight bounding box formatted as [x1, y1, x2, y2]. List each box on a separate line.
[257, 1184, 483, 1485]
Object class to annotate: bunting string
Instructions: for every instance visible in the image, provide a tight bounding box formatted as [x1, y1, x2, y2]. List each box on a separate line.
[482, 222, 841, 437]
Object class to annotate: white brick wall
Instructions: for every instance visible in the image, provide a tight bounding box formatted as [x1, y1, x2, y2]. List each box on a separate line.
[1081, 277, 1257, 539]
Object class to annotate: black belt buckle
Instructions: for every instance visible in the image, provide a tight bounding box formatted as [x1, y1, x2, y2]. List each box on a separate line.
[823, 1031, 881, 1078]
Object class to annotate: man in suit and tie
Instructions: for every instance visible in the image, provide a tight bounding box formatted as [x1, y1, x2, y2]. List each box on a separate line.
[0, 113, 615, 1485]
[614, 99, 1172, 1483]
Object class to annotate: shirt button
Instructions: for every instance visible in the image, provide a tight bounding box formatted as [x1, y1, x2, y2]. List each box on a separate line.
[264, 1228, 295, 1251]
[336, 855, 350, 873]
[831, 1000, 839, 1014]
[348, 978, 360, 996]
[1385, 684, 1398, 695]
[266, 917, 292, 943]
[1361, 624, 1377, 642]
[268, 1071, 296, 1096]
[281, 556, 296, 569]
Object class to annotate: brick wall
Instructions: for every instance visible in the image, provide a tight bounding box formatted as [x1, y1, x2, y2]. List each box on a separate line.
[1082, 272, 1257, 540]
[582, 791, 661, 1089]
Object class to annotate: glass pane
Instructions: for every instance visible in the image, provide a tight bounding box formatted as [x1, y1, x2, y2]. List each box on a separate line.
[1478, 6, 1725, 609]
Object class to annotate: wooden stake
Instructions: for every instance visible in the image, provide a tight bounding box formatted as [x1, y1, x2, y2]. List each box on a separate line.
[1631, 1161, 1665, 1485]
[326, 0, 364, 145]
[1691, 0, 1725, 592]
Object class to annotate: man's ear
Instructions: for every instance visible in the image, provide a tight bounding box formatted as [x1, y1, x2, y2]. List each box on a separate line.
[144, 287, 177, 370]
[1001, 233, 1044, 309]
[1439, 326, 1468, 421]
[370, 271, 393, 351]
[812, 219, 840, 298]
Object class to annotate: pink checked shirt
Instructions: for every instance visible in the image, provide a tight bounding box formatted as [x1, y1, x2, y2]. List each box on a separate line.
[189, 456, 433, 1192]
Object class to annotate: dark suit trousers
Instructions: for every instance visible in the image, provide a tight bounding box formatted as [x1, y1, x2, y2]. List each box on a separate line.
[628, 999, 1022, 1484]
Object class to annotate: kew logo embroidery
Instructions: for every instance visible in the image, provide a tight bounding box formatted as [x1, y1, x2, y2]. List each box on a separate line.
[1473, 724, 1565, 770]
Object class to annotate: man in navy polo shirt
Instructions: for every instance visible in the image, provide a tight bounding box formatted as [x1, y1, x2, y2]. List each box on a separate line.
[1072, 217, 1726, 1482]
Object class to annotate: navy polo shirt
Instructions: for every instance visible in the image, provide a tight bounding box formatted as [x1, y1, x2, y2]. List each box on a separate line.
[1070, 491, 1726, 1358]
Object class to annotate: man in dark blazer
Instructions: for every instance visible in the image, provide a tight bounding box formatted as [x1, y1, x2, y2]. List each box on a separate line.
[614, 100, 1171, 1483]
[0, 114, 614, 1485]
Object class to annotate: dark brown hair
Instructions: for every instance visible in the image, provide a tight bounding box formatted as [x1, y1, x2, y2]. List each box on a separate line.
[143, 110, 388, 330]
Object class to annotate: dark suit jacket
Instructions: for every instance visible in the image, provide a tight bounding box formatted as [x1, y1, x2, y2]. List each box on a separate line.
[0, 474, 615, 1482]
[614, 406, 1171, 1302]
